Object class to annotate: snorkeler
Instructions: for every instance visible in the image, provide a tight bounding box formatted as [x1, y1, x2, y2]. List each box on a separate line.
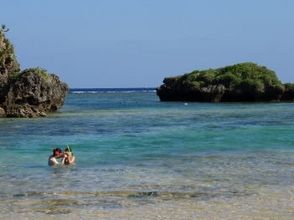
[62, 145, 75, 165]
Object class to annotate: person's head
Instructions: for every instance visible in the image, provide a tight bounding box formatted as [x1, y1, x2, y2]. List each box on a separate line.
[53, 148, 63, 157]
[64, 146, 73, 157]
[64, 146, 72, 153]
[64, 146, 73, 156]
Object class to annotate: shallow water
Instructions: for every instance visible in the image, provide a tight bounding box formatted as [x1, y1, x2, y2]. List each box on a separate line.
[0, 89, 293, 219]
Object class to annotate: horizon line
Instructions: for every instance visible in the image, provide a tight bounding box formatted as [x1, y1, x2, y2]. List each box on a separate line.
[70, 87, 157, 90]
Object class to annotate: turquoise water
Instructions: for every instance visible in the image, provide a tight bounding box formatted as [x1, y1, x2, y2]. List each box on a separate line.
[0, 89, 293, 219]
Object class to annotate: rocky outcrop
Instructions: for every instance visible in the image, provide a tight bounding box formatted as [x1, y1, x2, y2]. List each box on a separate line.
[157, 63, 294, 102]
[0, 26, 20, 103]
[0, 26, 68, 117]
[3, 68, 68, 117]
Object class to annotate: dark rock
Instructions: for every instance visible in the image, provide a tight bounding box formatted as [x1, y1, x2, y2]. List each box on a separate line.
[200, 84, 226, 102]
[281, 83, 294, 101]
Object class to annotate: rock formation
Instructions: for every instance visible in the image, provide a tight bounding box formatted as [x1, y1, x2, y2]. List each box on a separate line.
[0, 25, 20, 103]
[0, 26, 68, 117]
[157, 62, 294, 102]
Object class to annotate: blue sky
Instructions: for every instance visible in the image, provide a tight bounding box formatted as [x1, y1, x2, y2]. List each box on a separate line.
[1, 0, 293, 88]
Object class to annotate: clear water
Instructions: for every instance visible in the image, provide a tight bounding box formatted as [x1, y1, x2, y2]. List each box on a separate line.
[0, 89, 293, 219]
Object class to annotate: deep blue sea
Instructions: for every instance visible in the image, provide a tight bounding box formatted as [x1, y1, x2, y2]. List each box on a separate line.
[0, 88, 293, 219]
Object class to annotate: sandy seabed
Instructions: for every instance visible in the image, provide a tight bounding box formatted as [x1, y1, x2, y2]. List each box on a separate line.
[1, 185, 293, 220]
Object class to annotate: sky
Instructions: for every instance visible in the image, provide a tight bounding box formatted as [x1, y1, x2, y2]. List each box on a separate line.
[1, 0, 293, 88]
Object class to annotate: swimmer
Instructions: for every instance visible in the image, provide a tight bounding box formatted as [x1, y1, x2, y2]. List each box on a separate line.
[48, 148, 63, 166]
[62, 145, 75, 165]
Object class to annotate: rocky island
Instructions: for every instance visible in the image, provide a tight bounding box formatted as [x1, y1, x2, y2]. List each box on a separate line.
[0, 26, 68, 117]
[157, 62, 294, 102]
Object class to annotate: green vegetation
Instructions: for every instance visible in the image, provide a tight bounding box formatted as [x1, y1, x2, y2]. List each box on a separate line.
[0, 26, 20, 78]
[20, 67, 50, 81]
[157, 62, 294, 102]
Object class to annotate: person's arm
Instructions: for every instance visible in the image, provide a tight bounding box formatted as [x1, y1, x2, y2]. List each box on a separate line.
[49, 157, 59, 166]
[69, 156, 75, 164]
[61, 154, 67, 165]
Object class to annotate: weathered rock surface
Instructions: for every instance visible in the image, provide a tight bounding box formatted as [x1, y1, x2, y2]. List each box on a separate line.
[4, 68, 68, 117]
[0, 26, 20, 103]
[0, 26, 68, 117]
[0, 106, 5, 117]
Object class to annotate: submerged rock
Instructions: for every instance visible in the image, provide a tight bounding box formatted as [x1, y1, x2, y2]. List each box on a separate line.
[0, 26, 68, 117]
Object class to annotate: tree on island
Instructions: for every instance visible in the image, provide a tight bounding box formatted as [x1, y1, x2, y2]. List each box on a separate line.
[157, 62, 294, 102]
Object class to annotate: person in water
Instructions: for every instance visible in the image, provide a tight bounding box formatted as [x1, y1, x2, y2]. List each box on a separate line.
[48, 148, 63, 166]
[62, 146, 75, 165]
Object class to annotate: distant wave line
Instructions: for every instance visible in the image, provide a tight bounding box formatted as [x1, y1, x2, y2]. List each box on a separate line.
[70, 88, 156, 94]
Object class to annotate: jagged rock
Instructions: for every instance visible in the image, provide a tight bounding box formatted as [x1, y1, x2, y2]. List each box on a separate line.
[0, 27, 68, 117]
[200, 85, 226, 102]
[0, 29, 20, 103]
[4, 68, 68, 117]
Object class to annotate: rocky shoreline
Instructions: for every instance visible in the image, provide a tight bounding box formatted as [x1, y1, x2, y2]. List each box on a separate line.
[0, 26, 68, 117]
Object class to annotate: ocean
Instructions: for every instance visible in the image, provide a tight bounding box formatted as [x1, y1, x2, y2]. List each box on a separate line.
[0, 88, 293, 219]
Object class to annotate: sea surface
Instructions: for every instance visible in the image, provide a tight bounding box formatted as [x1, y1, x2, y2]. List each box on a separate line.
[0, 88, 293, 219]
